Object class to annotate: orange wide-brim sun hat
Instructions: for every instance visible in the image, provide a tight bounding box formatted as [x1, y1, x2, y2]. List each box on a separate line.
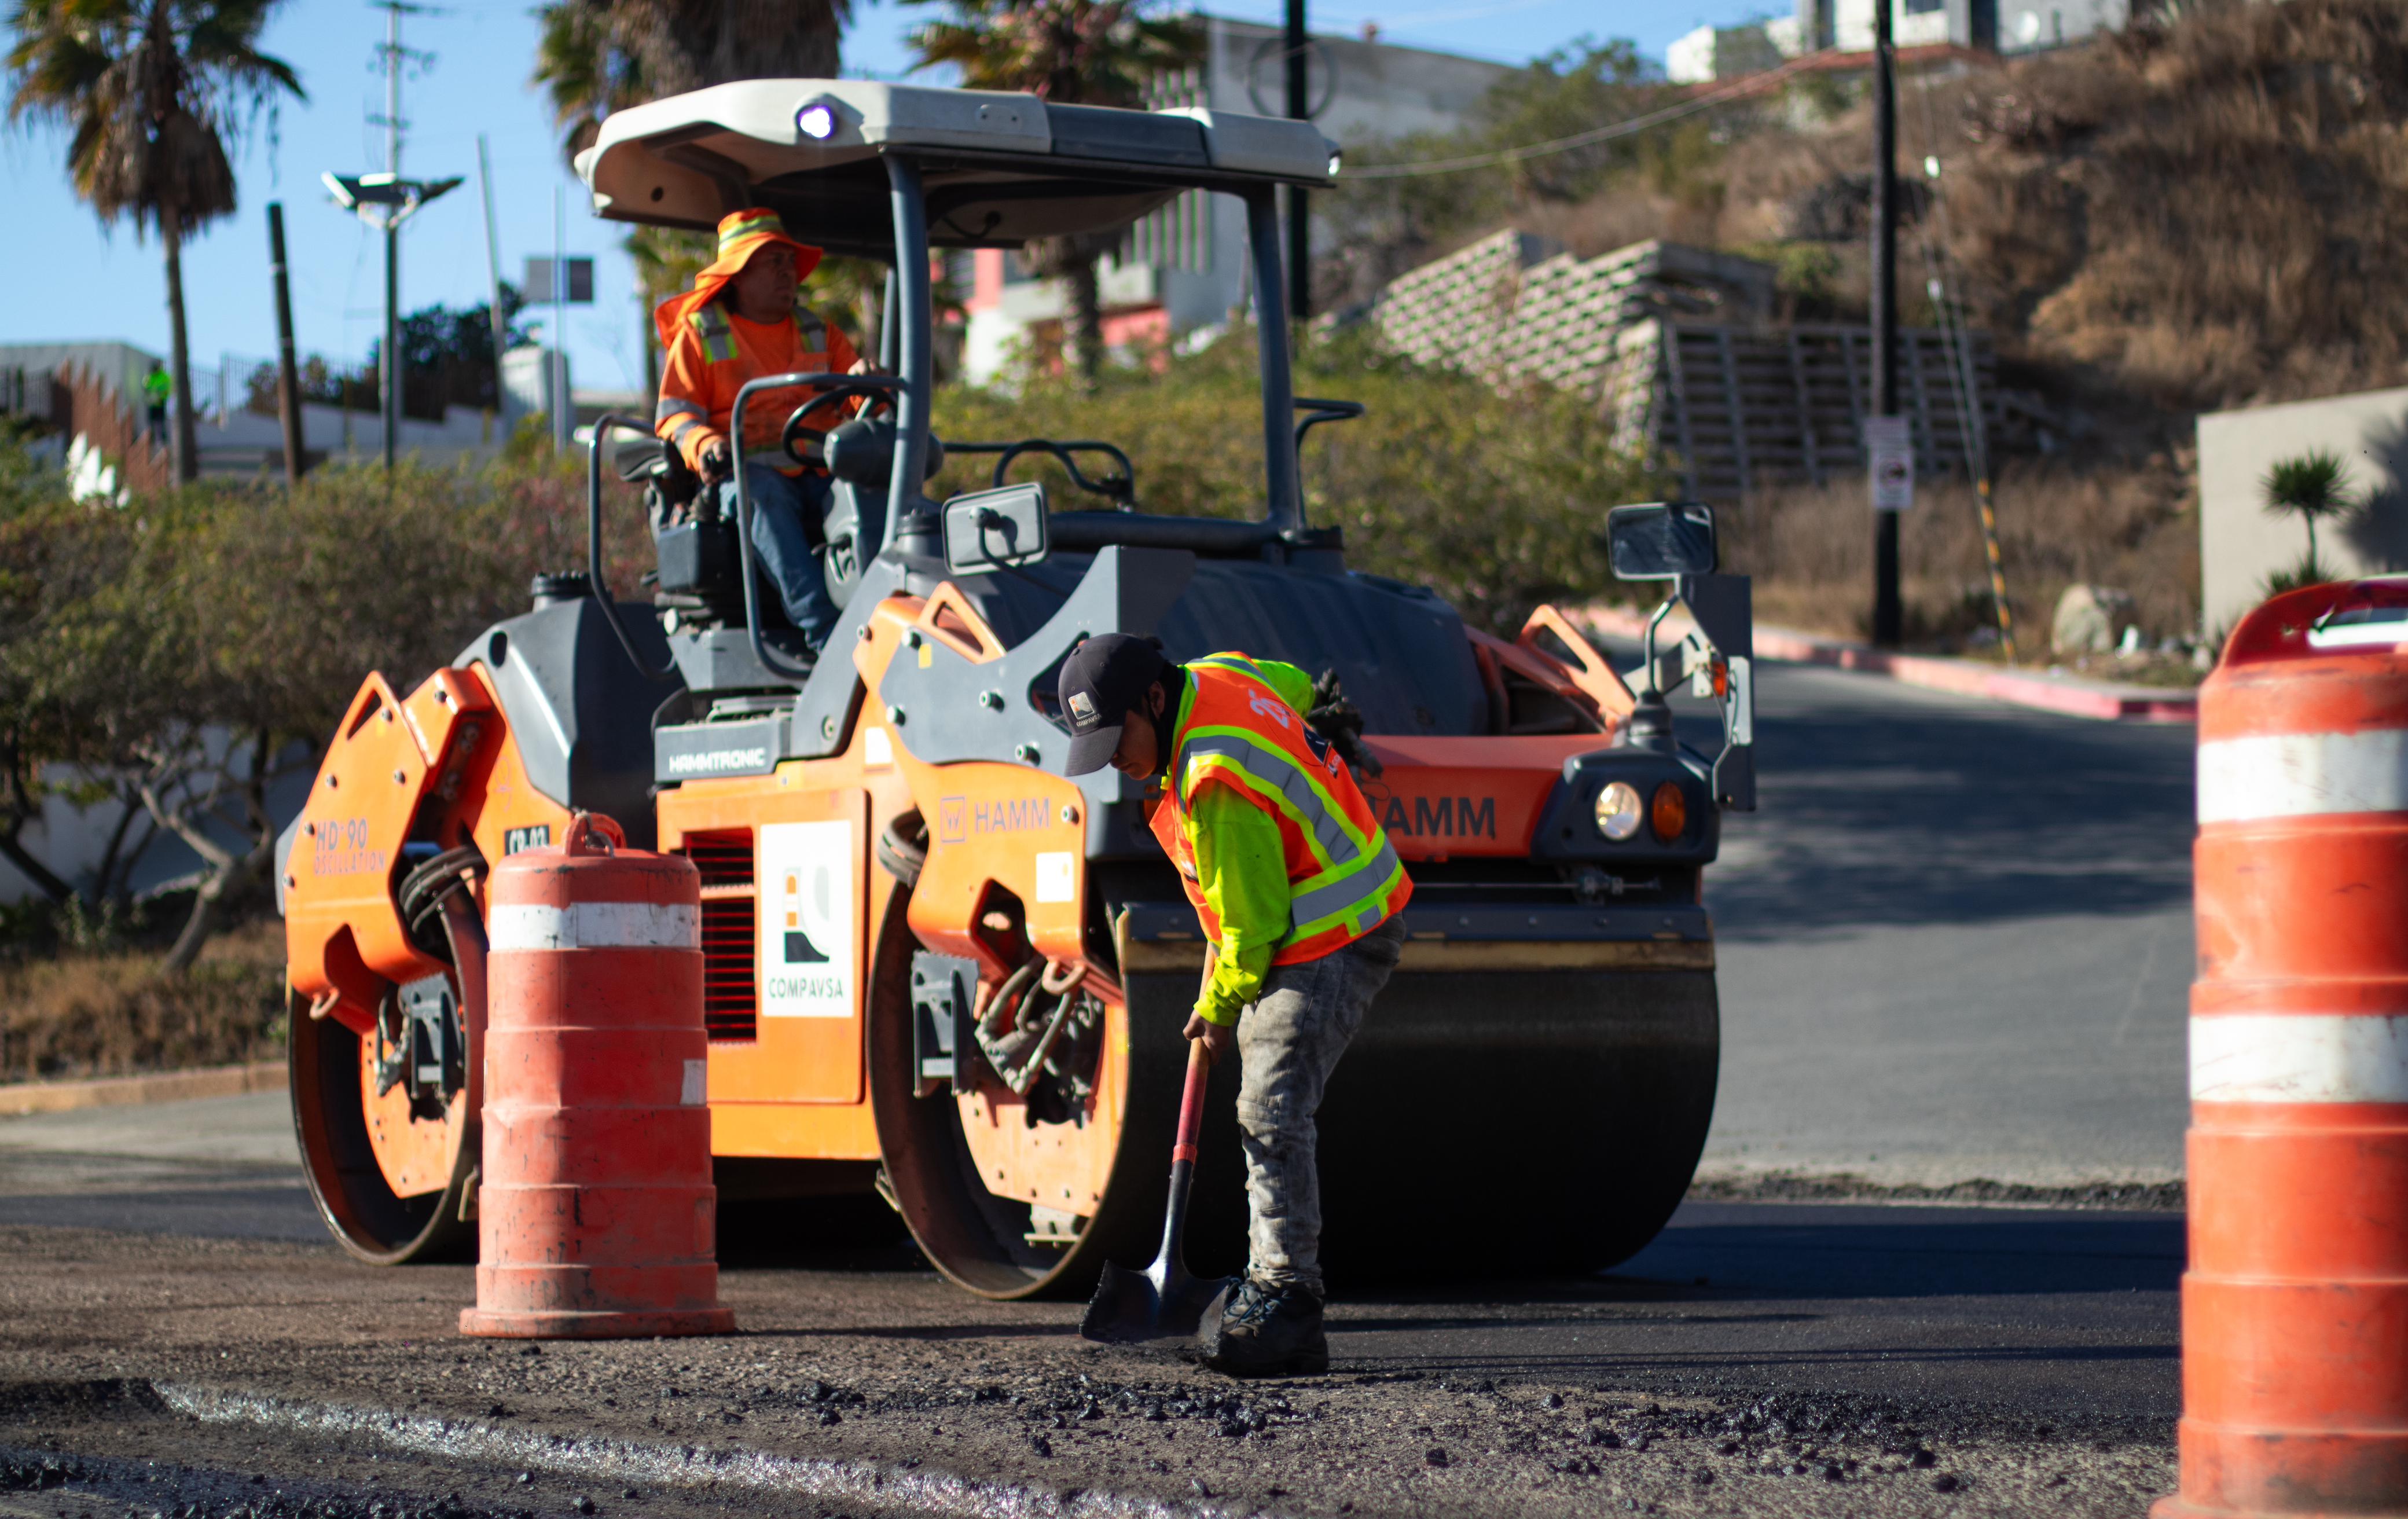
[651, 207, 826, 350]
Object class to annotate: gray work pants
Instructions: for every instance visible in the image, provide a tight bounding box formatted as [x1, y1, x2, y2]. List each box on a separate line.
[1235, 913, 1407, 1292]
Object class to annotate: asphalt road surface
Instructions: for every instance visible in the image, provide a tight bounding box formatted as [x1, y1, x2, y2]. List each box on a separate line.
[1684, 658, 2196, 1188]
[0, 655, 2197, 1516]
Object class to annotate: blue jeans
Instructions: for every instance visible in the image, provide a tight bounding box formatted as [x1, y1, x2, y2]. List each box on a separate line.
[723, 465, 838, 648]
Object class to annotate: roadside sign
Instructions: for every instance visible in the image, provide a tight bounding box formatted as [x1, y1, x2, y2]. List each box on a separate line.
[523, 255, 594, 303]
[1867, 416, 1914, 511]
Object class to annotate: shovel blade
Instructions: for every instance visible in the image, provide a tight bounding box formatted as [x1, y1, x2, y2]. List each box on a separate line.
[1081, 1260, 1234, 1345]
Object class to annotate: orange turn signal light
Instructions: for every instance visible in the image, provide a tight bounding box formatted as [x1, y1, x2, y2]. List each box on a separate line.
[1650, 780, 1688, 842]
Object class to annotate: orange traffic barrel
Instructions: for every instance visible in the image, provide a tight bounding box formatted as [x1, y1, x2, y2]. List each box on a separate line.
[460, 812, 733, 1339]
[2161, 577, 2408, 1517]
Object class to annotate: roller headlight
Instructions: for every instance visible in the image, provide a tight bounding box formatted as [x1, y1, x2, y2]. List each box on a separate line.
[795, 101, 838, 140]
[1594, 780, 1643, 841]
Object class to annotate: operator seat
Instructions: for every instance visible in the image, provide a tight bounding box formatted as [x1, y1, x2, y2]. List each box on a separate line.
[619, 436, 791, 634]
[619, 419, 944, 634]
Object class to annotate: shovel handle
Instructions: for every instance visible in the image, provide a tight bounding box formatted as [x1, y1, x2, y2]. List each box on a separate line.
[1172, 1036, 1211, 1164]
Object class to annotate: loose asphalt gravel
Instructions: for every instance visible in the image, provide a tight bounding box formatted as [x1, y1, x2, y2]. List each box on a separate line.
[1, 1216, 2177, 1519]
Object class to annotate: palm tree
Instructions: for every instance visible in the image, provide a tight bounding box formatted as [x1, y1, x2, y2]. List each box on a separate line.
[2262, 448, 2356, 579]
[6, 0, 303, 484]
[909, 0, 1201, 384]
[535, 0, 851, 161]
[535, 0, 855, 381]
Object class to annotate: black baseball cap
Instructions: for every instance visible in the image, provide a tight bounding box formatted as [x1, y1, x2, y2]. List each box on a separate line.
[1058, 633, 1171, 775]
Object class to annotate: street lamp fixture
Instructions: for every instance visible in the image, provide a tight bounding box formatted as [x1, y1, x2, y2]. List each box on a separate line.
[325, 171, 463, 472]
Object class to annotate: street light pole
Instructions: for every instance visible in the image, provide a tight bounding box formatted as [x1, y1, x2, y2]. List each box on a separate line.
[324, 168, 462, 473]
[1284, 0, 1311, 323]
[384, 216, 401, 474]
[1870, 0, 1902, 647]
[381, 0, 404, 474]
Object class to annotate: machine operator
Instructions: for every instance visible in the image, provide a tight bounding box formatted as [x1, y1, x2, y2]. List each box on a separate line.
[1059, 634, 1412, 1377]
[653, 207, 864, 653]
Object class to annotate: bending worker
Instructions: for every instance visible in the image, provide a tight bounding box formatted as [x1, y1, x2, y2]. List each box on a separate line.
[653, 207, 862, 654]
[1059, 634, 1411, 1378]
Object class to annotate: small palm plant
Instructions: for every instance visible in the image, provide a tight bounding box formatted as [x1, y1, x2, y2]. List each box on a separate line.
[2261, 448, 2356, 583]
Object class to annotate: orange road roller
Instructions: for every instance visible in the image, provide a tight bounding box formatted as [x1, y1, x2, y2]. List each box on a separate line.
[278, 78, 1758, 1297]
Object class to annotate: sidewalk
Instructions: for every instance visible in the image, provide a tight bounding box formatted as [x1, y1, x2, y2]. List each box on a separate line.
[0, 1060, 284, 1117]
[1582, 604, 2200, 722]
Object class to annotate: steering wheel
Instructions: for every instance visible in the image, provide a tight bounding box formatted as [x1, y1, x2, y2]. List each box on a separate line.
[780, 381, 900, 469]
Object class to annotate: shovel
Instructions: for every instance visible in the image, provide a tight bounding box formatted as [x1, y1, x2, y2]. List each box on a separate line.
[1081, 1035, 1234, 1344]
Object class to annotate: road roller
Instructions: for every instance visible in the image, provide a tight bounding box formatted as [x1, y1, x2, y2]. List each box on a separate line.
[277, 79, 1759, 1296]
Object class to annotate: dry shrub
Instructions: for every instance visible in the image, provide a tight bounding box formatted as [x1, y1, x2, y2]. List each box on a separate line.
[0, 919, 285, 1083]
[1721, 454, 2197, 648]
[934, 331, 1651, 633]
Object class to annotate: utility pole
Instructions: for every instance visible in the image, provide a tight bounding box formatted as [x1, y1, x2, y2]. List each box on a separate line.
[379, 0, 406, 473]
[476, 134, 510, 423]
[1869, 0, 1903, 647]
[332, 0, 457, 475]
[267, 203, 306, 487]
[553, 186, 571, 452]
[1284, 0, 1311, 323]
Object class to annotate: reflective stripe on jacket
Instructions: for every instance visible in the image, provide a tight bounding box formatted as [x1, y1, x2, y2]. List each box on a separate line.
[1149, 652, 1411, 967]
[652, 298, 856, 472]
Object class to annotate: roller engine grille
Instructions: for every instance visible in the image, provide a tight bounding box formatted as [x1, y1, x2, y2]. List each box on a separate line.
[679, 828, 758, 1042]
[682, 828, 754, 888]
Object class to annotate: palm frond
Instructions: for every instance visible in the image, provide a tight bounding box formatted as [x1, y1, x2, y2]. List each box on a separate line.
[2262, 447, 2354, 521]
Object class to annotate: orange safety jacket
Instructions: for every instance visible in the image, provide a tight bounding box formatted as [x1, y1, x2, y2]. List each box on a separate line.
[1148, 653, 1412, 966]
[654, 300, 861, 475]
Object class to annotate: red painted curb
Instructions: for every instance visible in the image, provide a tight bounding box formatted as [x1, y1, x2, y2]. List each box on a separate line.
[1581, 606, 2198, 724]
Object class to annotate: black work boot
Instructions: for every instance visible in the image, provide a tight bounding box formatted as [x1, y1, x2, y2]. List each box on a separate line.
[1204, 1276, 1328, 1378]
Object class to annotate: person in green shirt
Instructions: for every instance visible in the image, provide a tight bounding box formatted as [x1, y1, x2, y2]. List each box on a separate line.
[141, 361, 170, 447]
[1060, 633, 1409, 1377]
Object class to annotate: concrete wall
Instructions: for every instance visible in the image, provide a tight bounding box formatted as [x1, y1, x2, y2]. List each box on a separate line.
[2198, 383, 2408, 637]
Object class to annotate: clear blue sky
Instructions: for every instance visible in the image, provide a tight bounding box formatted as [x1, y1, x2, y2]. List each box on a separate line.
[1, 0, 1775, 395]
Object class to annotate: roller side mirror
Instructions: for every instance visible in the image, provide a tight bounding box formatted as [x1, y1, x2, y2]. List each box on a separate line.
[1606, 501, 1717, 581]
[942, 482, 1050, 576]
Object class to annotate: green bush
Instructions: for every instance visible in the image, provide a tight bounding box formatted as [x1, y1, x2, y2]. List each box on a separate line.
[928, 330, 1658, 633]
[0, 447, 643, 966]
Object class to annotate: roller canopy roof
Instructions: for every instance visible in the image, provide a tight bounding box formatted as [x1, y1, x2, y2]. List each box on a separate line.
[575, 79, 1340, 259]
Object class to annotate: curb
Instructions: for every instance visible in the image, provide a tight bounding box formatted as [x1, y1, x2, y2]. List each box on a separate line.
[0, 1061, 285, 1118]
[1581, 605, 2198, 723]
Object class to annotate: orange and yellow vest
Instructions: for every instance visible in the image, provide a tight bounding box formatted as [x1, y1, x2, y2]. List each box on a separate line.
[1147, 653, 1412, 966]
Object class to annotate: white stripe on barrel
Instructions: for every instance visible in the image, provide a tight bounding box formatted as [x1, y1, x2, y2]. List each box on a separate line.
[487, 901, 700, 952]
[2192, 1014, 2408, 1104]
[2198, 729, 2408, 824]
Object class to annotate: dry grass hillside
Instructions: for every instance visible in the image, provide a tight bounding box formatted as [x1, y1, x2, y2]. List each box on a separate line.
[1412, 0, 2408, 646]
[1511, 0, 2408, 418]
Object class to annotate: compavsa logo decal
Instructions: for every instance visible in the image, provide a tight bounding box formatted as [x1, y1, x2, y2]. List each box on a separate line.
[757, 820, 853, 1018]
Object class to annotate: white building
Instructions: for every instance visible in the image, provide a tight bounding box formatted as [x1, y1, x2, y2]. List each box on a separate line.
[1671, 0, 2128, 83]
[1668, 24, 1786, 85]
[956, 14, 1515, 383]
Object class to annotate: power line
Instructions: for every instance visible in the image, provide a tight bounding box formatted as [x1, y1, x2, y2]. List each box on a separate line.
[1339, 49, 1838, 179]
